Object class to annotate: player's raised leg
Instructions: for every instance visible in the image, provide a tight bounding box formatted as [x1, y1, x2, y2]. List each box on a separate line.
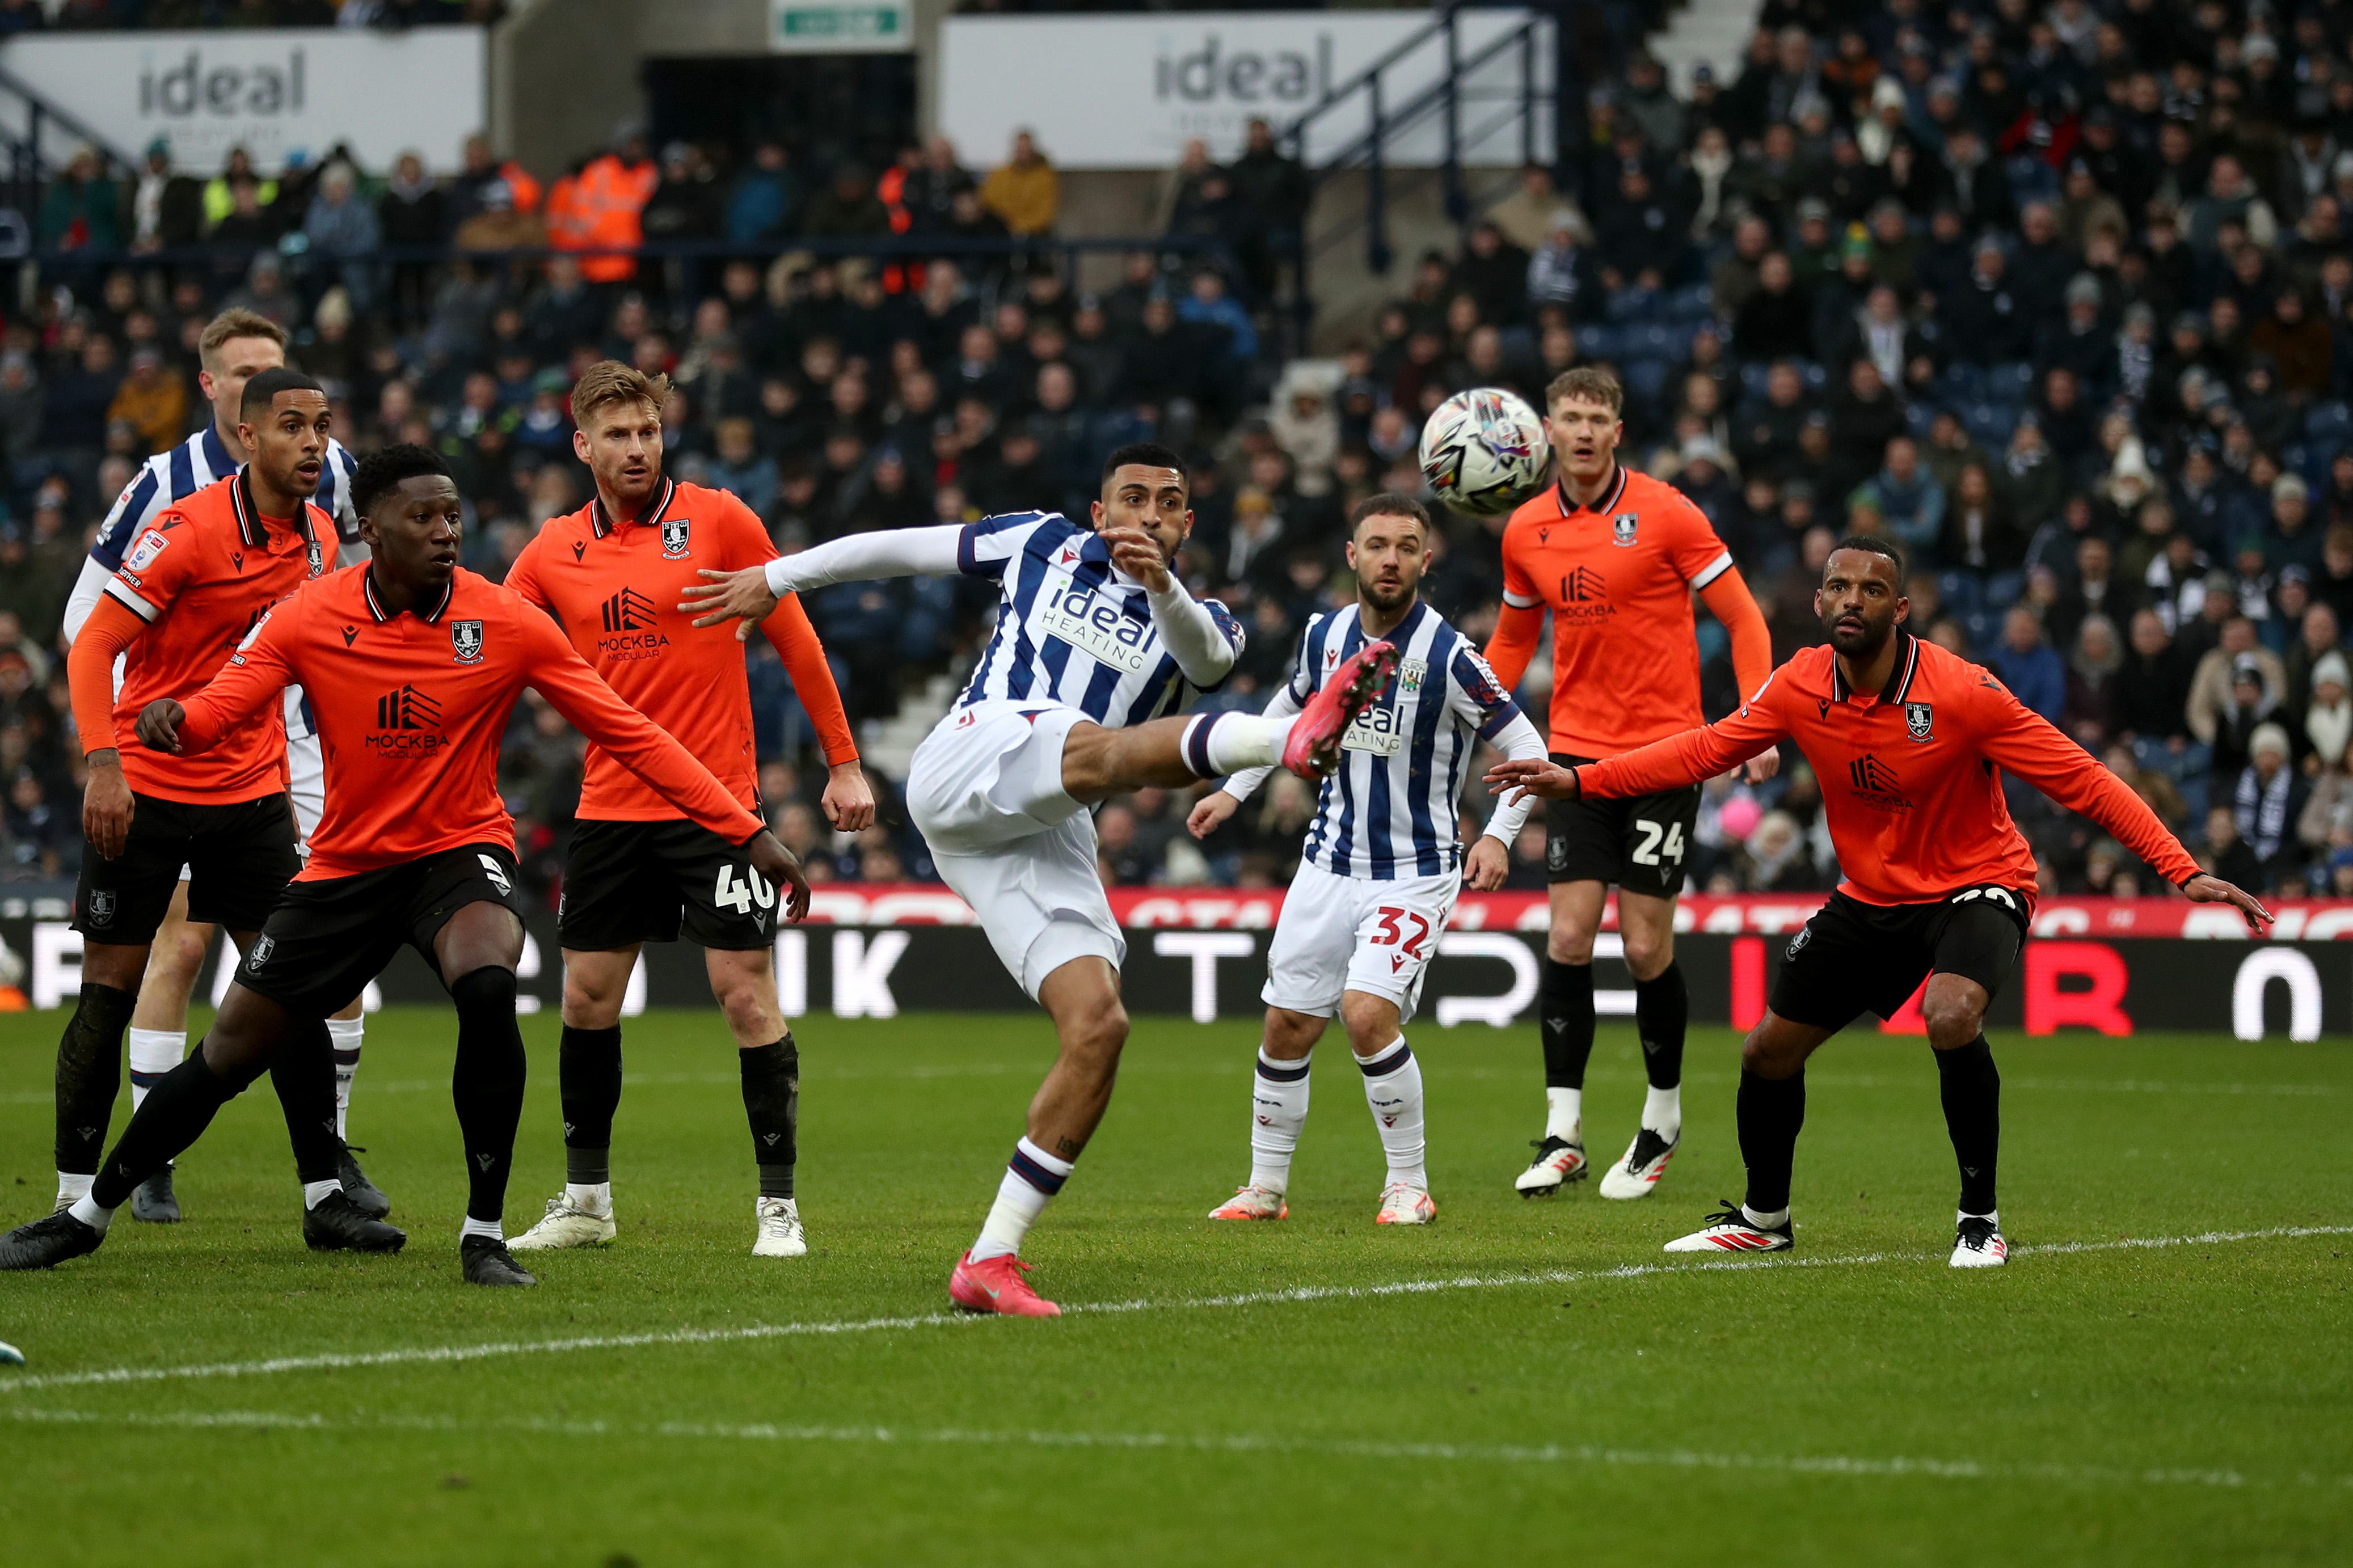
[1209, 1007, 1321, 1220]
[950, 954, 1128, 1317]
[1598, 887, 1686, 1199]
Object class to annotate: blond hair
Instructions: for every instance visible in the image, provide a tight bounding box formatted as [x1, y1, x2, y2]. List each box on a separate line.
[570, 360, 672, 429]
[198, 307, 287, 371]
[1545, 365, 1624, 417]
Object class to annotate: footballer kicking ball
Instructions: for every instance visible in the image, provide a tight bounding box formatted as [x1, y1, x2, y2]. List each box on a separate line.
[1418, 386, 1551, 517]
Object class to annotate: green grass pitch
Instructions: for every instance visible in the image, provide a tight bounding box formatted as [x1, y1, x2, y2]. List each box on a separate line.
[0, 1007, 2348, 1565]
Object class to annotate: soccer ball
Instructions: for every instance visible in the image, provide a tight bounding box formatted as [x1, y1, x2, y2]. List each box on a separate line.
[1418, 387, 1551, 517]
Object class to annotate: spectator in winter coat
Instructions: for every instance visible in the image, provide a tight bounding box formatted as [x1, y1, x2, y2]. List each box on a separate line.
[1991, 605, 2068, 723]
[1857, 437, 1946, 559]
[980, 130, 1059, 237]
[1526, 214, 1601, 319]
[2115, 608, 2195, 743]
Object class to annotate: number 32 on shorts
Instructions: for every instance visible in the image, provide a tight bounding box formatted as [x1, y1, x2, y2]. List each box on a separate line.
[1370, 906, 1433, 958]
[714, 863, 776, 915]
[1630, 817, 1686, 867]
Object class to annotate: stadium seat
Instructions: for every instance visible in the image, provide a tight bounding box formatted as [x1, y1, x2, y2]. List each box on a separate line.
[1605, 287, 1661, 323]
[2304, 401, 2352, 445]
[1738, 361, 1770, 398]
[1905, 401, 1938, 436]
[1962, 401, 2018, 445]
[1986, 362, 2036, 400]
[1941, 363, 1986, 402]
[1664, 282, 1715, 322]
[1622, 358, 1672, 408]
[1579, 324, 1622, 360]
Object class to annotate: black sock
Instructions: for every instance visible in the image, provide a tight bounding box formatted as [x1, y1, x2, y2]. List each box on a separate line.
[91, 1051, 239, 1209]
[1539, 958, 1596, 1090]
[1935, 1035, 2001, 1215]
[269, 1018, 345, 1185]
[1737, 1067, 1807, 1216]
[450, 967, 526, 1225]
[739, 1036, 799, 1199]
[54, 982, 137, 1176]
[559, 1024, 623, 1186]
[1633, 961, 1689, 1092]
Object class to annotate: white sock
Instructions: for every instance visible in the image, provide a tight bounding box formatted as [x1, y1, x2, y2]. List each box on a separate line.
[566, 1181, 613, 1215]
[1358, 1037, 1427, 1189]
[461, 1215, 504, 1242]
[1642, 1084, 1682, 1140]
[1247, 1048, 1312, 1193]
[1545, 1086, 1582, 1143]
[1959, 1208, 1999, 1225]
[327, 1016, 365, 1141]
[127, 1028, 185, 1114]
[68, 1194, 113, 1233]
[1742, 1203, 1790, 1229]
[970, 1136, 1072, 1262]
[55, 1172, 93, 1208]
[302, 1178, 341, 1210]
[1183, 712, 1297, 776]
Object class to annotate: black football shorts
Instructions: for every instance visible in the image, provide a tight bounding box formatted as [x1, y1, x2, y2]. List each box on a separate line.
[1544, 753, 1702, 898]
[558, 818, 777, 953]
[237, 841, 530, 1017]
[1769, 885, 2029, 1033]
[73, 791, 298, 944]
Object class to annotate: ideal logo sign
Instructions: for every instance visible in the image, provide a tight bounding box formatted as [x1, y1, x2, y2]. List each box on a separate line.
[1153, 33, 1335, 107]
[139, 47, 307, 119]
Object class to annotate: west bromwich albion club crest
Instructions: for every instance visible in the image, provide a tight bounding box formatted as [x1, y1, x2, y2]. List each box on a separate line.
[1611, 512, 1639, 546]
[660, 516, 691, 559]
[1904, 701, 1934, 742]
[452, 620, 486, 664]
[1398, 657, 1427, 694]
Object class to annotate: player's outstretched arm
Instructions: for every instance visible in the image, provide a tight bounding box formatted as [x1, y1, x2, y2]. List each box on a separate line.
[681, 524, 965, 640]
[752, 590, 872, 830]
[1489, 696, 1787, 806]
[1971, 679, 2267, 931]
[1480, 600, 1544, 692]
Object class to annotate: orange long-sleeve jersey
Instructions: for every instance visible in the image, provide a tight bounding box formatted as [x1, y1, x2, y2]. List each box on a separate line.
[68, 470, 335, 803]
[170, 565, 764, 881]
[503, 478, 858, 821]
[1578, 629, 2202, 905]
[1483, 464, 1772, 755]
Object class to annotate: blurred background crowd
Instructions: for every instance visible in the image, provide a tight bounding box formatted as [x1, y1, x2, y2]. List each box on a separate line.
[5, 0, 2353, 908]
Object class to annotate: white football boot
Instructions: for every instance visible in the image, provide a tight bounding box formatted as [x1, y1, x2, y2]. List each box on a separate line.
[753, 1197, 807, 1257]
[1514, 1131, 1588, 1195]
[1374, 1182, 1437, 1225]
[508, 1192, 617, 1250]
[1663, 1201, 1793, 1253]
[1597, 1127, 1680, 1200]
[1207, 1184, 1289, 1220]
[1950, 1214, 2008, 1268]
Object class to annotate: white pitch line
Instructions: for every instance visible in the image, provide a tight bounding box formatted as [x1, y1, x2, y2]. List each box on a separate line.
[9, 1403, 2343, 1493]
[1, 1224, 2343, 1397]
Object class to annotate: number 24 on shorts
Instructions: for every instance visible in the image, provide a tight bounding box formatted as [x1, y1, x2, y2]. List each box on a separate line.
[714, 863, 776, 915]
[1370, 906, 1433, 958]
[1631, 819, 1685, 867]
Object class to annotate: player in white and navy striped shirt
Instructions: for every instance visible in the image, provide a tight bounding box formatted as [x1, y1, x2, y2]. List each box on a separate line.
[56, 308, 376, 1225]
[684, 443, 1402, 1313]
[1188, 493, 1549, 1224]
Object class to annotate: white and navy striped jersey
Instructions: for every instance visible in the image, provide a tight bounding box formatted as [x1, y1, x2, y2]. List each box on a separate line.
[1243, 601, 1527, 879]
[93, 424, 361, 570]
[81, 426, 359, 746]
[956, 510, 1245, 726]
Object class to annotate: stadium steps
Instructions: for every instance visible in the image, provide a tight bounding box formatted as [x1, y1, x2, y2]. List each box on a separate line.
[859, 671, 964, 780]
[1646, 0, 1765, 87]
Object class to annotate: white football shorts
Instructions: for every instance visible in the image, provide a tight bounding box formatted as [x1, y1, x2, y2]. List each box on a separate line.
[906, 699, 1125, 999]
[1261, 858, 1458, 1022]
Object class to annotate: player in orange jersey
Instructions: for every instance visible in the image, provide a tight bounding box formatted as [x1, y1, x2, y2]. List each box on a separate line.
[54, 367, 394, 1253]
[0, 446, 810, 1286]
[1487, 536, 2270, 1266]
[501, 362, 874, 1261]
[1482, 366, 1776, 1203]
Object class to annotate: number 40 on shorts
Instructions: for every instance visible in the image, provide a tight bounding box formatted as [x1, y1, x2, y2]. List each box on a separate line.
[714, 864, 777, 915]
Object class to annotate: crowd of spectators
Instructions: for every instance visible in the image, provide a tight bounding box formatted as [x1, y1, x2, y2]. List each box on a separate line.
[11, 0, 2353, 906]
[0, 1, 497, 32]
